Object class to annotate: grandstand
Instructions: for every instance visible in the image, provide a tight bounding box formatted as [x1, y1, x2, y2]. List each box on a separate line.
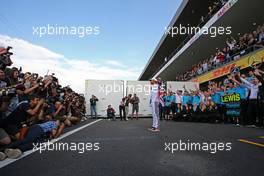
[139, 0, 264, 85]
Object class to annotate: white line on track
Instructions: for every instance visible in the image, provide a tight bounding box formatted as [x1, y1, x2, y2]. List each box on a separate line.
[0, 119, 102, 169]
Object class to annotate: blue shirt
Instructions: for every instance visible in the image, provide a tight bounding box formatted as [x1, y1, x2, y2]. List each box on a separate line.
[188, 96, 193, 104]
[192, 95, 200, 105]
[163, 96, 171, 107]
[170, 95, 175, 103]
[182, 95, 189, 106]
[212, 92, 221, 104]
[38, 121, 58, 133]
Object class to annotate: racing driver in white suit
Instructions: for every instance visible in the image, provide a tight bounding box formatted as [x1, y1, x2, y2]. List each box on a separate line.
[148, 78, 160, 132]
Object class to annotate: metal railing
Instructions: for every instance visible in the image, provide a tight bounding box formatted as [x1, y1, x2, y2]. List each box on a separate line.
[185, 45, 264, 81]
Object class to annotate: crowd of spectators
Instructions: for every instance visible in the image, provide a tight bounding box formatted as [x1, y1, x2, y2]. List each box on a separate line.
[0, 46, 86, 160]
[161, 66, 264, 128]
[175, 24, 264, 81]
[200, 0, 229, 26]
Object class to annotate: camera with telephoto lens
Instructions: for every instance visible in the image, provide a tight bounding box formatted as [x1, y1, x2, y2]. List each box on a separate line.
[57, 85, 63, 94]
[36, 77, 43, 84]
[35, 78, 45, 90]
[0, 87, 17, 98]
[32, 73, 39, 80]
[0, 46, 13, 70]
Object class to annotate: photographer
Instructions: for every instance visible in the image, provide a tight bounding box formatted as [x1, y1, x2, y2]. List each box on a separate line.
[2, 94, 44, 140]
[24, 78, 40, 96]
[53, 101, 66, 120]
[0, 120, 65, 160]
[0, 45, 86, 156]
[131, 94, 140, 120]
[0, 99, 12, 160]
[107, 105, 116, 121]
[90, 95, 98, 119]
[36, 75, 54, 99]
[0, 46, 13, 70]
[52, 101, 79, 126]
[70, 94, 84, 120]
[6, 67, 19, 86]
[0, 96, 12, 146]
[4, 84, 26, 118]
[125, 94, 132, 120]
[0, 68, 10, 88]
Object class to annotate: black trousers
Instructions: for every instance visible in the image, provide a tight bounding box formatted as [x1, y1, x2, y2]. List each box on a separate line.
[240, 99, 248, 125]
[247, 99, 259, 125]
[107, 113, 116, 120]
[257, 100, 264, 126]
[171, 103, 176, 114]
[216, 104, 226, 122]
[119, 105, 126, 120]
[159, 104, 165, 120]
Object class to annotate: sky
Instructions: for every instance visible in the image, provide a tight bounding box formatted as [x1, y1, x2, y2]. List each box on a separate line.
[0, 0, 182, 93]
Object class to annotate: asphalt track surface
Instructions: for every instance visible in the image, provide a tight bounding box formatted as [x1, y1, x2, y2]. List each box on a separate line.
[1, 118, 264, 176]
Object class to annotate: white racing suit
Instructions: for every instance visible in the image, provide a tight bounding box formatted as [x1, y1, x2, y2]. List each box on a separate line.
[150, 85, 160, 128]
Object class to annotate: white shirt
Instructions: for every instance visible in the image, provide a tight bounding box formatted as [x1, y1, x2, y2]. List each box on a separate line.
[241, 78, 259, 100]
[199, 93, 205, 103]
[202, 63, 208, 71]
[226, 40, 236, 50]
[175, 94, 182, 104]
[213, 56, 220, 64]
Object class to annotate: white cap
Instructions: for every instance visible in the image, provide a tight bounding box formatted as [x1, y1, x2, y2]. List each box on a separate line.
[149, 78, 157, 82]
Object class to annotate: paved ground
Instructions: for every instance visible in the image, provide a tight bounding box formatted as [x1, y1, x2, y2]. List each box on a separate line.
[1, 118, 264, 176]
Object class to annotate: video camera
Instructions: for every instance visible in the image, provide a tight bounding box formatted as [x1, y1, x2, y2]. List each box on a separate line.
[0, 46, 13, 70]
